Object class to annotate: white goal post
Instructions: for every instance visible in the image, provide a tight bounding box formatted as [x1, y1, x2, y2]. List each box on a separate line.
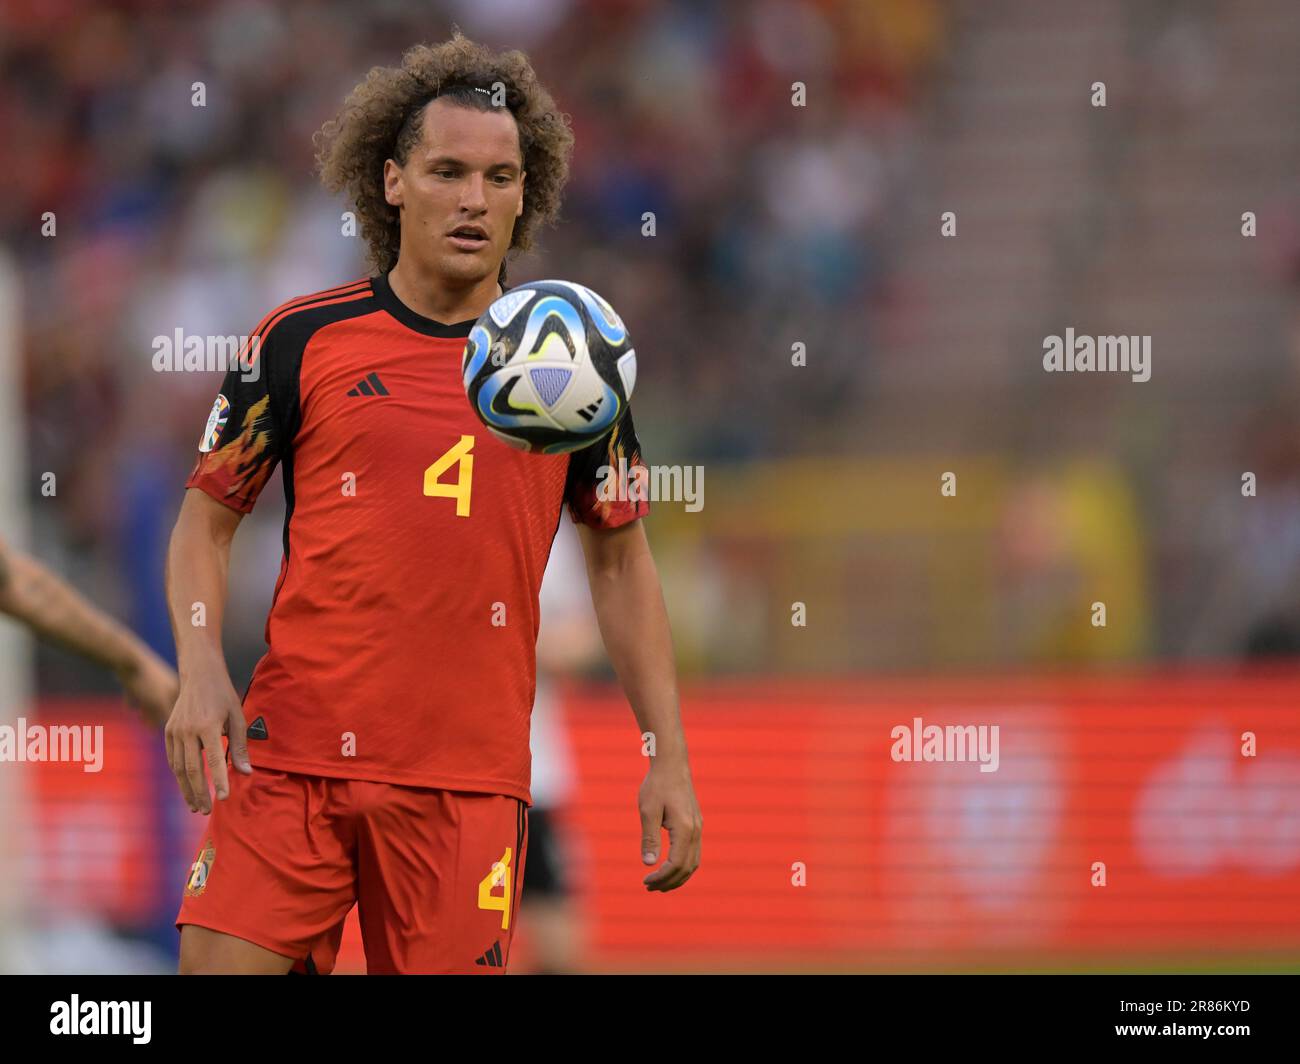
[0, 249, 33, 972]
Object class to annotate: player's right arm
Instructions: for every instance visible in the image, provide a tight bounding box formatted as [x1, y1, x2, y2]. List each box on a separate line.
[164, 315, 296, 814]
[164, 489, 249, 815]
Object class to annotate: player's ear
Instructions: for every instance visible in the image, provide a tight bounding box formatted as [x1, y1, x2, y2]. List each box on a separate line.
[383, 158, 404, 208]
[516, 171, 525, 217]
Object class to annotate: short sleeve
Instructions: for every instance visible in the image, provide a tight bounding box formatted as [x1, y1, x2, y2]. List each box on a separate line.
[184, 326, 293, 513]
[563, 405, 651, 530]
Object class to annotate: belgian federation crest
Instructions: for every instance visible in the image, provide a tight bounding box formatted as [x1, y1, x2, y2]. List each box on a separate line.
[199, 394, 230, 453]
[185, 840, 216, 896]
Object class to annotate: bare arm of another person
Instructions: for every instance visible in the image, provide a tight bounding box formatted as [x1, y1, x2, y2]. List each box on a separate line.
[0, 536, 178, 726]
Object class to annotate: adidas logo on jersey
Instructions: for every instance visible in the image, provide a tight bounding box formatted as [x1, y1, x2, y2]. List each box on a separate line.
[474, 940, 504, 968]
[347, 372, 390, 397]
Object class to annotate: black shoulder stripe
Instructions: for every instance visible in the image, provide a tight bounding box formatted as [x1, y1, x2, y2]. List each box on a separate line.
[262, 286, 381, 569]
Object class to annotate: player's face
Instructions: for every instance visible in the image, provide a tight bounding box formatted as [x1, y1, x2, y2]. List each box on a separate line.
[386, 98, 525, 287]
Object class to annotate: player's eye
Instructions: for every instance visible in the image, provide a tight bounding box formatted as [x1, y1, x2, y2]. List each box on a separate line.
[434, 169, 458, 179]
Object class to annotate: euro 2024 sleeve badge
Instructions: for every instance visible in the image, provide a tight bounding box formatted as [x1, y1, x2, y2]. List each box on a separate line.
[199, 394, 230, 453]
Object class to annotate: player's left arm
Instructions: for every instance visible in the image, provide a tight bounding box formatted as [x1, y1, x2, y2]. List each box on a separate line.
[0, 535, 179, 727]
[576, 518, 702, 892]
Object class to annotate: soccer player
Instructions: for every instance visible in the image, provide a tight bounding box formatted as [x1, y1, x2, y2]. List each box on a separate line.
[165, 33, 701, 975]
[0, 536, 177, 725]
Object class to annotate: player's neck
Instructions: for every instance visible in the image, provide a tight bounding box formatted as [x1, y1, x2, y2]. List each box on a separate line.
[387, 257, 501, 325]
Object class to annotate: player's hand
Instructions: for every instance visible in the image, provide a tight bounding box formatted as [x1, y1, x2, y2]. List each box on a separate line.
[164, 661, 251, 815]
[639, 758, 702, 892]
[116, 646, 180, 729]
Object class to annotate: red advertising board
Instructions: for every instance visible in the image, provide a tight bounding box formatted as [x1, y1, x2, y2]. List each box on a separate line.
[553, 671, 1300, 969]
[16, 700, 162, 923]
[16, 671, 1300, 970]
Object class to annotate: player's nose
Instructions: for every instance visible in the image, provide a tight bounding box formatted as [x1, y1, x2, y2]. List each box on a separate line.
[458, 172, 488, 213]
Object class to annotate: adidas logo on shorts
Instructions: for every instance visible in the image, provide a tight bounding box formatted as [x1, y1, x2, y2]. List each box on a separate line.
[474, 940, 503, 968]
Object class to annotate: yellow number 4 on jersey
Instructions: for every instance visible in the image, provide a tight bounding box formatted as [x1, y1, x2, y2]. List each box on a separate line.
[423, 434, 475, 517]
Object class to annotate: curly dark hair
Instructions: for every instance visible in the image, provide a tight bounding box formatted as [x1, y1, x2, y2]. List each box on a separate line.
[315, 31, 574, 285]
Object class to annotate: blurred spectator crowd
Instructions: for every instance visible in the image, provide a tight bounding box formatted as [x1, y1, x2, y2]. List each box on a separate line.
[0, 0, 946, 687]
[5, 0, 1300, 686]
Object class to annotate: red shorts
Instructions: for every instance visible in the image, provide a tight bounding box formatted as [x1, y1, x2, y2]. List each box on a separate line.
[176, 766, 529, 974]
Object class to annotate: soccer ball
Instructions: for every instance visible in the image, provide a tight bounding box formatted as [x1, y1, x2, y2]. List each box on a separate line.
[461, 280, 637, 454]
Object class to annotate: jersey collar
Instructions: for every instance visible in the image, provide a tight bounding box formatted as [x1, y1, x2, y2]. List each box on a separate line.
[371, 271, 480, 338]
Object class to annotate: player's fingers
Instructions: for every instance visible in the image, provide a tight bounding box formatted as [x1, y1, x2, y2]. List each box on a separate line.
[164, 726, 179, 801]
[686, 811, 703, 881]
[646, 827, 689, 891]
[226, 710, 252, 775]
[639, 802, 662, 865]
[643, 815, 685, 890]
[184, 733, 211, 814]
[649, 812, 702, 892]
[673, 831, 701, 890]
[205, 729, 230, 801]
[167, 726, 198, 811]
[643, 860, 677, 890]
[179, 732, 205, 812]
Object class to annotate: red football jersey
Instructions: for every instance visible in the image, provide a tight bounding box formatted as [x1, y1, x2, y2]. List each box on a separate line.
[185, 274, 649, 803]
